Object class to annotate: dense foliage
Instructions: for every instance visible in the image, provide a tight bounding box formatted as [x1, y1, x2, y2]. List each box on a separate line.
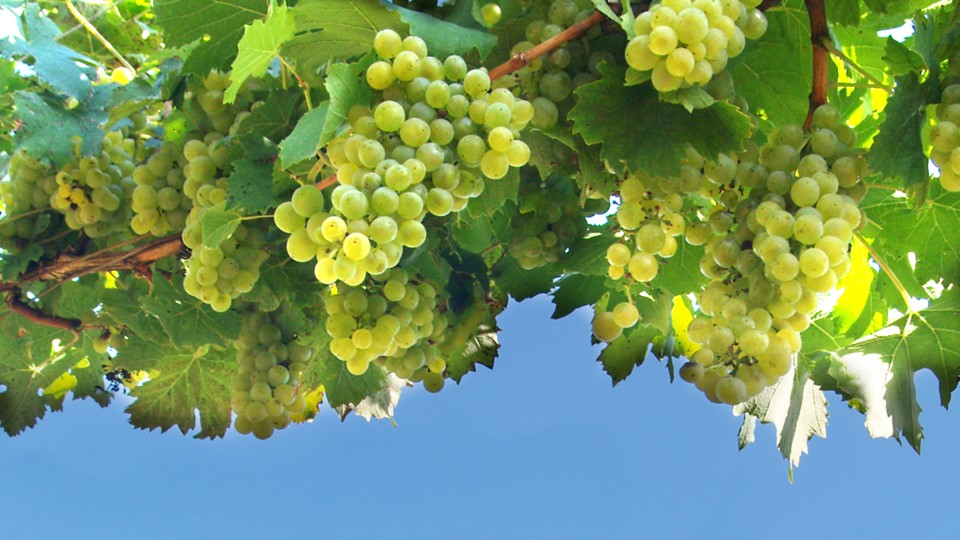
[0, 0, 958, 469]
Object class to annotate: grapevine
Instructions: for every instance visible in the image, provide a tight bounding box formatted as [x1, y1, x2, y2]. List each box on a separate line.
[0, 0, 956, 468]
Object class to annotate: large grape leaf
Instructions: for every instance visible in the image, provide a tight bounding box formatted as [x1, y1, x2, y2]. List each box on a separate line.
[305, 355, 389, 411]
[597, 291, 671, 384]
[235, 91, 302, 142]
[551, 274, 607, 319]
[199, 203, 242, 246]
[810, 352, 895, 440]
[728, 1, 811, 126]
[867, 73, 937, 187]
[318, 53, 376, 149]
[0, 3, 95, 100]
[392, 5, 497, 59]
[466, 168, 520, 218]
[141, 275, 242, 348]
[115, 338, 235, 439]
[570, 64, 753, 177]
[153, 0, 268, 73]
[735, 361, 829, 468]
[225, 0, 295, 103]
[13, 88, 111, 168]
[861, 185, 960, 288]
[226, 159, 280, 213]
[652, 241, 708, 296]
[283, 0, 405, 76]
[0, 318, 75, 436]
[837, 289, 960, 452]
[278, 102, 330, 168]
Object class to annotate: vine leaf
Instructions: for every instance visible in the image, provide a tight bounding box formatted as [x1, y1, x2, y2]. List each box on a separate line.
[392, 5, 497, 59]
[13, 88, 111, 168]
[466, 167, 520, 218]
[283, 0, 405, 77]
[351, 374, 407, 421]
[199, 203, 242, 247]
[154, 0, 268, 74]
[0, 318, 76, 436]
[225, 0, 295, 104]
[867, 72, 936, 187]
[861, 185, 960, 288]
[735, 361, 829, 468]
[0, 3, 95, 100]
[226, 159, 279, 213]
[278, 102, 330, 168]
[306, 355, 388, 412]
[141, 275, 242, 348]
[570, 63, 753, 177]
[321, 53, 377, 148]
[116, 338, 236, 439]
[729, 2, 811, 126]
[836, 289, 960, 452]
[598, 292, 670, 385]
[551, 274, 606, 319]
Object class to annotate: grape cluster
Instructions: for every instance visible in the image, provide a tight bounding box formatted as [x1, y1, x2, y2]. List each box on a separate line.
[0, 150, 59, 244]
[679, 104, 866, 405]
[509, 0, 610, 129]
[625, 0, 768, 93]
[322, 267, 449, 392]
[930, 84, 960, 191]
[507, 174, 586, 269]
[230, 309, 315, 440]
[130, 141, 192, 236]
[289, 29, 532, 286]
[48, 131, 136, 239]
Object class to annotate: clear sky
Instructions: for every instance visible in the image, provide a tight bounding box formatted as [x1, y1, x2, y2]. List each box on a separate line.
[2, 295, 958, 539]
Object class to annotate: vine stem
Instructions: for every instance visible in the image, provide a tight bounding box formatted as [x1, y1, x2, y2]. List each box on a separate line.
[65, 0, 135, 73]
[6, 289, 85, 332]
[317, 174, 338, 190]
[804, 0, 829, 130]
[488, 10, 606, 80]
[855, 231, 913, 310]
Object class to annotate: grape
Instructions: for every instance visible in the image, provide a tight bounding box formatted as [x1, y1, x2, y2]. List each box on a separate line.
[612, 302, 640, 328]
[593, 312, 623, 342]
[374, 29, 403, 59]
[481, 3, 502, 26]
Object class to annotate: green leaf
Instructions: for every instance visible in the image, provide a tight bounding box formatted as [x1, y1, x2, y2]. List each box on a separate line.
[839, 290, 960, 452]
[321, 53, 377, 148]
[351, 374, 406, 421]
[563, 233, 616, 276]
[729, 2, 811, 126]
[551, 274, 607, 319]
[0, 243, 43, 282]
[392, 6, 497, 59]
[225, 0, 295, 104]
[812, 352, 895, 440]
[451, 211, 508, 253]
[651, 240, 708, 296]
[598, 323, 659, 385]
[235, 91, 302, 142]
[0, 318, 74, 435]
[442, 302, 500, 383]
[154, 0, 268, 74]
[466, 168, 520, 218]
[825, 0, 860, 27]
[13, 88, 111, 168]
[735, 361, 829, 468]
[0, 4, 95, 100]
[867, 73, 935, 187]
[491, 257, 558, 301]
[141, 275, 242, 348]
[283, 0, 405, 76]
[570, 63, 753, 177]
[199, 203, 242, 246]
[278, 102, 330, 168]
[308, 355, 388, 410]
[116, 338, 235, 439]
[861, 184, 960, 287]
[883, 37, 927, 75]
[101, 279, 168, 343]
[226, 159, 279, 213]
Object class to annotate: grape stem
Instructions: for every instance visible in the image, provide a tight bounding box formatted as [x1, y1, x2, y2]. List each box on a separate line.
[488, 10, 607, 81]
[804, 0, 829, 130]
[316, 174, 339, 190]
[65, 0, 136, 74]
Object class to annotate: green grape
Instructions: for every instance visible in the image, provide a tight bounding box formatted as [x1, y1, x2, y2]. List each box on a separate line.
[592, 312, 623, 342]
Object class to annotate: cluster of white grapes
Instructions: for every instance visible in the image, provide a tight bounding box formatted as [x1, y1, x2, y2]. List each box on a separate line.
[679, 104, 867, 405]
[287, 29, 531, 286]
[507, 0, 610, 129]
[178, 73, 270, 312]
[625, 0, 768, 92]
[48, 131, 137, 239]
[130, 141, 191, 236]
[507, 174, 586, 269]
[230, 309, 315, 440]
[322, 267, 449, 392]
[0, 150, 59, 244]
[930, 84, 960, 191]
[592, 299, 641, 342]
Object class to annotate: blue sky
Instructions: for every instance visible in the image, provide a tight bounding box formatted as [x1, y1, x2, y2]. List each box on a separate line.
[2, 295, 958, 539]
